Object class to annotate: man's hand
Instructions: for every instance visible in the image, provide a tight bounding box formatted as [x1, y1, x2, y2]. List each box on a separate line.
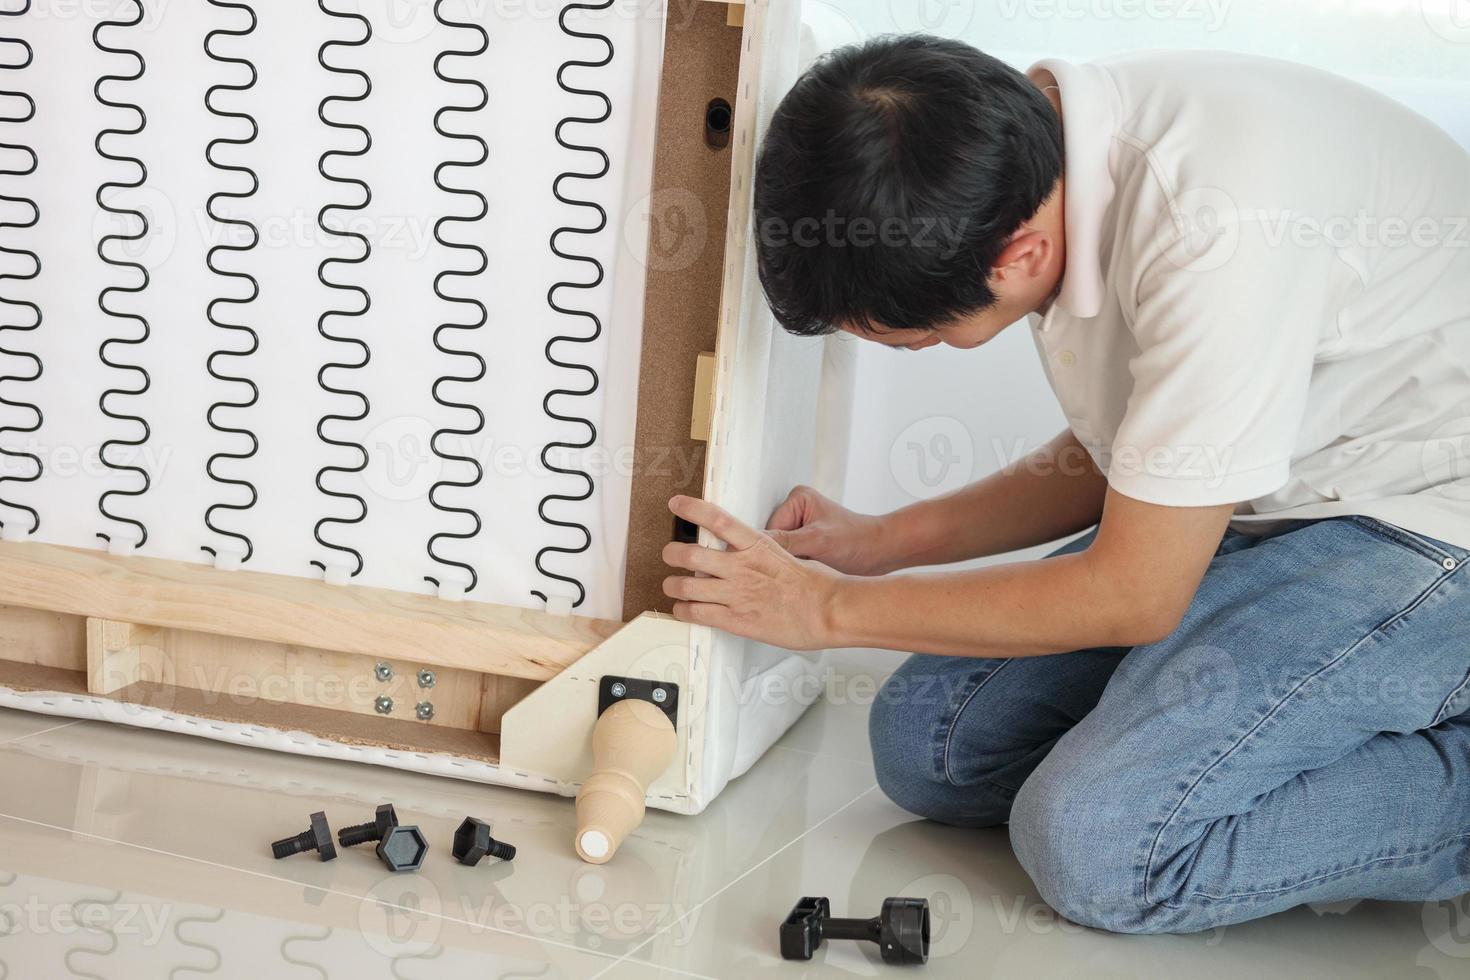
[765, 485, 894, 576]
[662, 495, 844, 650]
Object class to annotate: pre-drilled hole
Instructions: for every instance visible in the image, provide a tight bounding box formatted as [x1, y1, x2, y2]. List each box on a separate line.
[705, 97, 732, 149]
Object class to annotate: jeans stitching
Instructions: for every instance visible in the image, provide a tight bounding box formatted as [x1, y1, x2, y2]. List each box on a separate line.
[941, 658, 1014, 786]
[1345, 516, 1465, 565]
[1141, 566, 1458, 907]
[1187, 832, 1470, 903]
[1433, 669, 1470, 727]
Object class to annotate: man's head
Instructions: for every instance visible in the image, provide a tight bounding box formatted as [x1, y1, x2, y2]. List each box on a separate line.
[754, 35, 1066, 350]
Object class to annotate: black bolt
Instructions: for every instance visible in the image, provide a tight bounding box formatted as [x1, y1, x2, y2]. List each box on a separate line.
[271, 811, 337, 862]
[779, 896, 929, 965]
[376, 824, 429, 873]
[453, 816, 516, 866]
[338, 804, 399, 848]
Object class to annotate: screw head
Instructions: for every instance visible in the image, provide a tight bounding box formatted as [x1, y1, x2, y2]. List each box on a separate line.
[453, 816, 492, 866]
[415, 701, 434, 721]
[308, 810, 337, 861]
[374, 661, 393, 682]
[417, 668, 436, 688]
[371, 803, 399, 836]
[376, 825, 429, 872]
[652, 687, 668, 704]
[453, 816, 515, 866]
[609, 682, 627, 698]
[374, 695, 394, 715]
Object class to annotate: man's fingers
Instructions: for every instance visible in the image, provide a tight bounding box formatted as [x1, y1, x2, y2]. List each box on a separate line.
[662, 574, 727, 603]
[662, 541, 727, 575]
[669, 495, 762, 550]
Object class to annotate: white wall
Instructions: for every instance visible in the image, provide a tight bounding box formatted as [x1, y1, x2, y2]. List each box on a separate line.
[804, 0, 1470, 563]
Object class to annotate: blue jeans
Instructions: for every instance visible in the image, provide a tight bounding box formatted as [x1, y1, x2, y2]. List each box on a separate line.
[868, 516, 1470, 933]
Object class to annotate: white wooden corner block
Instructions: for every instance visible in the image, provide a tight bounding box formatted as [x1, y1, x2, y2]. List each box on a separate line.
[499, 613, 692, 798]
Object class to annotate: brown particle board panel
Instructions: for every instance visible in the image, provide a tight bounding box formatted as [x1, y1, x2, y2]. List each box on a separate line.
[622, 0, 744, 620]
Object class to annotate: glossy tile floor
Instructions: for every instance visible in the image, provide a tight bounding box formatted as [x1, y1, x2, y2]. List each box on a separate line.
[0, 650, 1465, 978]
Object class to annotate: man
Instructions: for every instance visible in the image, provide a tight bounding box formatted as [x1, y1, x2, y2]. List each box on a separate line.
[661, 35, 1470, 933]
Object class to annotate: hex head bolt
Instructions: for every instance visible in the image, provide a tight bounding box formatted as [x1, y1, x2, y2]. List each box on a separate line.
[376, 824, 430, 873]
[453, 817, 516, 866]
[779, 896, 929, 965]
[271, 811, 337, 862]
[337, 804, 399, 848]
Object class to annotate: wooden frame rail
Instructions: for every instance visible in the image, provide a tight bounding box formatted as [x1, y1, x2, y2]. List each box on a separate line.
[0, 541, 621, 682]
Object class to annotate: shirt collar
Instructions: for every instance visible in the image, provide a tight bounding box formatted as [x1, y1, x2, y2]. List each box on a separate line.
[1028, 58, 1120, 322]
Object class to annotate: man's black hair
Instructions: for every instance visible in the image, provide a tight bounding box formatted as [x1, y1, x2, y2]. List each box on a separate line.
[753, 34, 1063, 336]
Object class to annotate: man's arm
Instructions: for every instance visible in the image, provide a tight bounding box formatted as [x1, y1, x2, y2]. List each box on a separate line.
[663, 489, 1234, 657]
[828, 490, 1232, 656]
[879, 428, 1109, 568]
[765, 429, 1108, 575]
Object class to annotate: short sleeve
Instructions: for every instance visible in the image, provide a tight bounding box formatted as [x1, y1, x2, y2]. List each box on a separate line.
[1107, 219, 1346, 507]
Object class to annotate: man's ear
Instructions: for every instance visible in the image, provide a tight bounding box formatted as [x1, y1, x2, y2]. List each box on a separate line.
[990, 230, 1052, 283]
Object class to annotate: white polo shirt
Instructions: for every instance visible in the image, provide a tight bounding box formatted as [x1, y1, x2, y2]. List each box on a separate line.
[1029, 51, 1470, 548]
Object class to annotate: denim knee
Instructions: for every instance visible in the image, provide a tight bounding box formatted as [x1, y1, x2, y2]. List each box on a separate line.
[868, 657, 1014, 827]
[1009, 749, 1222, 934]
[1008, 753, 1158, 932]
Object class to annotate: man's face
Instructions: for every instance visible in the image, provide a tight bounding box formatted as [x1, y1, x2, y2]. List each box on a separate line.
[840, 305, 1016, 351]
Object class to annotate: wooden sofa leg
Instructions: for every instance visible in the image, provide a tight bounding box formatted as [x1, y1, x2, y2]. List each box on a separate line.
[575, 698, 677, 864]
